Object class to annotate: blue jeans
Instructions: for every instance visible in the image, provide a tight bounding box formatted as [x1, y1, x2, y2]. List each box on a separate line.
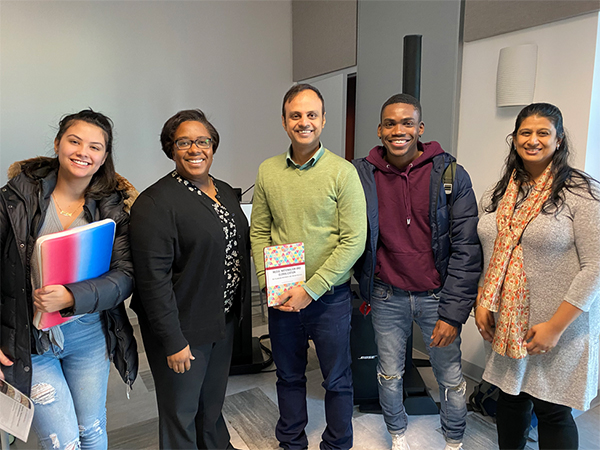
[371, 279, 467, 443]
[30, 313, 110, 450]
[269, 283, 353, 450]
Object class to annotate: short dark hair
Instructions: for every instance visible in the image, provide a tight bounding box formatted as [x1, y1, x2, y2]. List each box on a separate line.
[282, 84, 325, 117]
[55, 108, 117, 199]
[160, 109, 220, 159]
[380, 93, 422, 122]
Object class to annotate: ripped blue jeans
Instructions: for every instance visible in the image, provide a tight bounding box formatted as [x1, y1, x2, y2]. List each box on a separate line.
[30, 313, 110, 450]
[370, 279, 467, 444]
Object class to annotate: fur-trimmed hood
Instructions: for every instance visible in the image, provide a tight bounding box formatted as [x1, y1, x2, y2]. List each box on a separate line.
[7, 156, 138, 212]
[1, 157, 138, 395]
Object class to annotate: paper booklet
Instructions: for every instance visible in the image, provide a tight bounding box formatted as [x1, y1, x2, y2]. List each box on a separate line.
[0, 378, 34, 442]
[33, 218, 116, 330]
[264, 242, 306, 307]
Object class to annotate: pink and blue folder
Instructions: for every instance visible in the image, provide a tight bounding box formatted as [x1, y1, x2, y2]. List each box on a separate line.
[33, 219, 116, 330]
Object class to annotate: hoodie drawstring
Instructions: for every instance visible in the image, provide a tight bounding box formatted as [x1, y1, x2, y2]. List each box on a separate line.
[402, 163, 413, 226]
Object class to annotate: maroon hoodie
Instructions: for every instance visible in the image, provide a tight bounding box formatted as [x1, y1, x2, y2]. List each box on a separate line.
[366, 141, 444, 292]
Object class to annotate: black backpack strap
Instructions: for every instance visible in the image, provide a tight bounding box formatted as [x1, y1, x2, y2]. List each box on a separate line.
[443, 161, 456, 199]
[442, 161, 457, 241]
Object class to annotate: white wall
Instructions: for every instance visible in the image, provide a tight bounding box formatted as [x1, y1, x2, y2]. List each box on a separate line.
[457, 13, 599, 201]
[0, 1, 293, 199]
[456, 12, 600, 373]
[586, 15, 600, 181]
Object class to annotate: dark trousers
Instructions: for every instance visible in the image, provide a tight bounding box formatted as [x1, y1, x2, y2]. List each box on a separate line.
[140, 314, 236, 450]
[496, 389, 579, 450]
[268, 283, 354, 450]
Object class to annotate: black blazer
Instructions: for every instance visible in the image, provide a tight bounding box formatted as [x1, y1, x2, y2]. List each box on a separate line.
[129, 173, 250, 356]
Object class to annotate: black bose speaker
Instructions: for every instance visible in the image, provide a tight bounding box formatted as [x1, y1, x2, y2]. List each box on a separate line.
[350, 286, 381, 413]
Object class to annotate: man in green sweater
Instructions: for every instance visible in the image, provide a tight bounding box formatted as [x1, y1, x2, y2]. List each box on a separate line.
[251, 84, 367, 450]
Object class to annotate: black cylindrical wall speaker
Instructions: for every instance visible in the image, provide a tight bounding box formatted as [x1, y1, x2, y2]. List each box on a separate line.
[403, 35, 422, 101]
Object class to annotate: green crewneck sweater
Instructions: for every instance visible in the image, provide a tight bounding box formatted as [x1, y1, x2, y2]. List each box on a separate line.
[251, 148, 367, 298]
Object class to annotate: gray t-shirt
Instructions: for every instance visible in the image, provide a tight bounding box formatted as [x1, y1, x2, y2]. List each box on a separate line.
[31, 197, 88, 350]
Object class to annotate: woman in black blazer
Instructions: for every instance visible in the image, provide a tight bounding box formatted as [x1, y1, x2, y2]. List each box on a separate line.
[129, 109, 250, 450]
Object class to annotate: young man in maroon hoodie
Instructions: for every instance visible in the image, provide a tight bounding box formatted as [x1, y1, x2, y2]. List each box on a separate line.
[353, 94, 481, 450]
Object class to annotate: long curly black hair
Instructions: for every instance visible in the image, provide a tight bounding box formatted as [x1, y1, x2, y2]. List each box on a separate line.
[485, 102, 598, 214]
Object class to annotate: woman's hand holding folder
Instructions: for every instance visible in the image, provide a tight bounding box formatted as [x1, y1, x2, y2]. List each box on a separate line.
[33, 285, 74, 313]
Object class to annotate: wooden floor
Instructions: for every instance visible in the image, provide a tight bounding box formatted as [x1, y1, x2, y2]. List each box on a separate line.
[221, 388, 280, 450]
[12, 297, 600, 450]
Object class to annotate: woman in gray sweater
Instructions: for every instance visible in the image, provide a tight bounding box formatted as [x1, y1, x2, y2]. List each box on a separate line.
[475, 103, 600, 450]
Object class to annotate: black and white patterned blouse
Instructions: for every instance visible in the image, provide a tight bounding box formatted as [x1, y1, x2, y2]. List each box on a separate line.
[172, 171, 240, 313]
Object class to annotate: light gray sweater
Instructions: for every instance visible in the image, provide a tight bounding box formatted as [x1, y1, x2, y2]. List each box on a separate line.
[478, 184, 600, 410]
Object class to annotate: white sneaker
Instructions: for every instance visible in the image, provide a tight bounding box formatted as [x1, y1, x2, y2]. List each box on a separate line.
[391, 433, 410, 450]
[444, 442, 463, 450]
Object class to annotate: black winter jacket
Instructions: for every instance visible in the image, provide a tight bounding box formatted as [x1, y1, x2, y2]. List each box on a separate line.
[353, 151, 482, 326]
[0, 158, 138, 395]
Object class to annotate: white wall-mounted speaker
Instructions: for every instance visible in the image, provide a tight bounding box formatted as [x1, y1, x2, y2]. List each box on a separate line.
[496, 44, 538, 107]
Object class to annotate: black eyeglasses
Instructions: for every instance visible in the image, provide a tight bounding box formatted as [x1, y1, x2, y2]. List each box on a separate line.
[174, 137, 212, 150]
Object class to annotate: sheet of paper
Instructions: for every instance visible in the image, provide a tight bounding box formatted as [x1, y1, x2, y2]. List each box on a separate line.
[0, 379, 34, 442]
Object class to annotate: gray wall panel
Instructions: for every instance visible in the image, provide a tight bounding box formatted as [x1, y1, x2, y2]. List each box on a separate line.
[464, 0, 600, 42]
[355, 0, 463, 158]
[0, 1, 293, 193]
[293, 0, 357, 81]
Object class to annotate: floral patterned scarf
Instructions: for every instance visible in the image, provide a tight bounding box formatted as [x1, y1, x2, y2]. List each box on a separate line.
[479, 165, 553, 359]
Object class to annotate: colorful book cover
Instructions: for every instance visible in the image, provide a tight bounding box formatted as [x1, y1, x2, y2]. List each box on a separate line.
[264, 242, 305, 307]
[33, 219, 116, 330]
